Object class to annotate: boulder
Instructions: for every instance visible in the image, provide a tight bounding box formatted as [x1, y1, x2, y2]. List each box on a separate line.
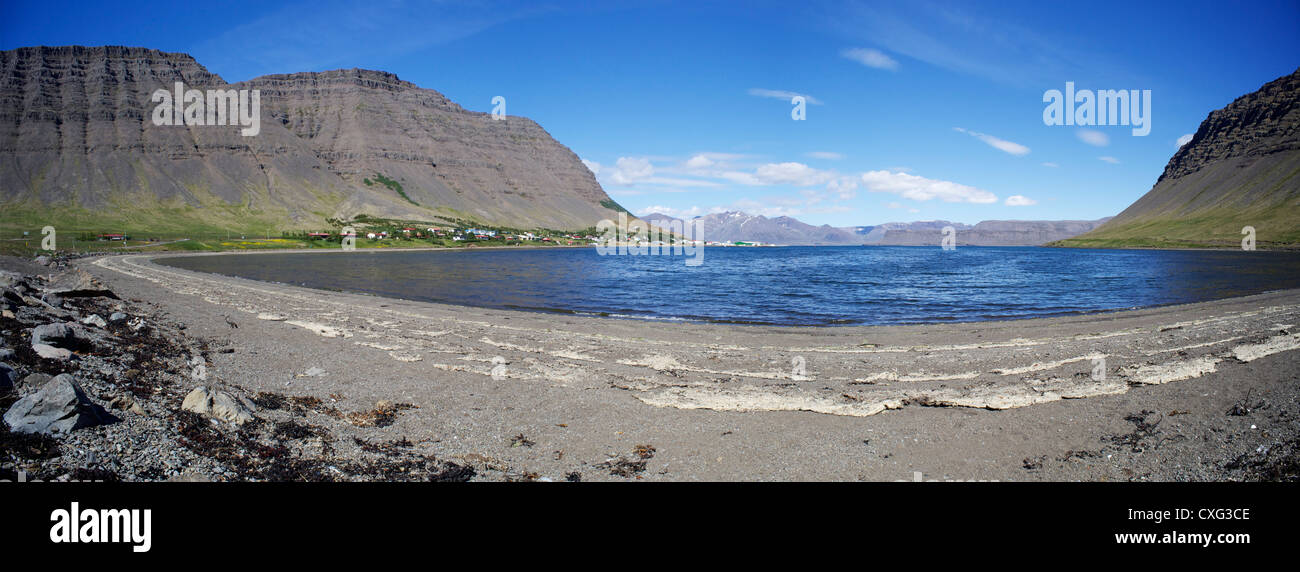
[3, 374, 110, 435]
[31, 322, 81, 347]
[181, 386, 256, 425]
[32, 344, 73, 361]
[42, 269, 117, 299]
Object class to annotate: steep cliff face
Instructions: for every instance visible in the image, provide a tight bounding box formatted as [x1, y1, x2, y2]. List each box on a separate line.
[0, 46, 352, 233]
[0, 46, 622, 233]
[1061, 68, 1300, 248]
[241, 69, 617, 229]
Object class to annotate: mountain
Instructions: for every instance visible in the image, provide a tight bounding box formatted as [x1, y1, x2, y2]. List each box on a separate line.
[0, 46, 623, 234]
[643, 212, 865, 245]
[643, 212, 1107, 246]
[240, 68, 616, 230]
[1056, 68, 1300, 248]
[863, 218, 1111, 246]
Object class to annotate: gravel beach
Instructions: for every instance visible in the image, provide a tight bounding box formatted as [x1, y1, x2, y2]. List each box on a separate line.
[4, 250, 1299, 481]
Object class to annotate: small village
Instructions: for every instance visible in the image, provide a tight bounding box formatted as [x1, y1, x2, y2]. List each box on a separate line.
[290, 223, 775, 248]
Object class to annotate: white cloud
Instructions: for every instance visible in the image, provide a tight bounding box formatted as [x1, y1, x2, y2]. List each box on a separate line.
[827, 177, 858, 199]
[1098, 156, 1120, 164]
[805, 151, 844, 160]
[859, 170, 997, 204]
[607, 157, 654, 184]
[722, 194, 855, 218]
[753, 162, 836, 186]
[954, 127, 1030, 156]
[670, 152, 748, 175]
[841, 47, 899, 70]
[1176, 133, 1194, 147]
[1005, 195, 1037, 206]
[596, 156, 723, 189]
[1041, 162, 1059, 168]
[747, 88, 823, 105]
[684, 154, 715, 169]
[1077, 129, 1110, 147]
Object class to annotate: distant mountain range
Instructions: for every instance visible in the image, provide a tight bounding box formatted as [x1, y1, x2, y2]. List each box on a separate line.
[642, 212, 1110, 246]
[1058, 68, 1299, 248]
[857, 218, 1112, 246]
[0, 46, 623, 234]
[641, 212, 862, 245]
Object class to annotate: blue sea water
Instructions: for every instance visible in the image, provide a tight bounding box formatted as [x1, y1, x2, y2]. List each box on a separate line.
[158, 246, 1300, 326]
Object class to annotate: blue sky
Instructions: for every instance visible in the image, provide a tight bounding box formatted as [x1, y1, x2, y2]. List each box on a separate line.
[4, 0, 1298, 226]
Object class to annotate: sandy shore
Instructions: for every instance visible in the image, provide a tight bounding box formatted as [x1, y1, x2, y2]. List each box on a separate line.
[82, 250, 1300, 481]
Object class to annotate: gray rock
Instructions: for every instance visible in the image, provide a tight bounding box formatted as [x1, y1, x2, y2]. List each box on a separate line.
[0, 348, 14, 361]
[34, 255, 51, 266]
[32, 344, 73, 361]
[18, 372, 52, 394]
[108, 312, 128, 325]
[0, 270, 22, 289]
[43, 269, 117, 299]
[31, 322, 81, 347]
[3, 373, 109, 435]
[81, 314, 107, 328]
[181, 385, 256, 425]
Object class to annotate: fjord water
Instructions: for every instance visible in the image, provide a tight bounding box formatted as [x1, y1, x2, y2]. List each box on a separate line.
[160, 246, 1300, 326]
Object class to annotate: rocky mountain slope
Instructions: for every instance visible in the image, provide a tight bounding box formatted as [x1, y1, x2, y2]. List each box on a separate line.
[1058, 68, 1300, 248]
[0, 46, 622, 234]
[240, 69, 615, 230]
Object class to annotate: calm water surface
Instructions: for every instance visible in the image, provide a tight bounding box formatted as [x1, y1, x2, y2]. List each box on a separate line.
[158, 246, 1300, 326]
